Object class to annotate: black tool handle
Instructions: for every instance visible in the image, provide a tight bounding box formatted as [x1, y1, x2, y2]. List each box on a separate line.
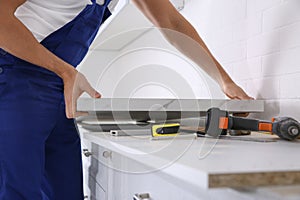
[228, 116, 260, 131]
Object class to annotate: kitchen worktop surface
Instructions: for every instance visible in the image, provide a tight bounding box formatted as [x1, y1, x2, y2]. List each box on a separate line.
[77, 98, 264, 112]
[81, 131, 300, 190]
[77, 98, 264, 121]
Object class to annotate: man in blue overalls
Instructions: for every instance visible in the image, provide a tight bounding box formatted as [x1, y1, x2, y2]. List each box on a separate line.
[0, 0, 252, 199]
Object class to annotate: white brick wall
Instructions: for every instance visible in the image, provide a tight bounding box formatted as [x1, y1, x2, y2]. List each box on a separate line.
[183, 0, 300, 120]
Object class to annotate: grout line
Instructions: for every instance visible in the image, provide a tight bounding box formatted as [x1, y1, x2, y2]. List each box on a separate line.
[262, 20, 300, 34]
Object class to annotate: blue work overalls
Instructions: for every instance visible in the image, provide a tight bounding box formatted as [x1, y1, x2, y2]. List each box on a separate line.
[0, 0, 111, 199]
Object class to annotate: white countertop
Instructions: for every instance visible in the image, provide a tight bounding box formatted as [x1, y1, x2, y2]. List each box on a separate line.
[82, 131, 300, 190]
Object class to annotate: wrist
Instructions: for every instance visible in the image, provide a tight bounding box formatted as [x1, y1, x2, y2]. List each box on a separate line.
[59, 66, 77, 80]
[213, 61, 234, 88]
[219, 75, 234, 89]
[44, 55, 76, 79]
[51, 60, 77, 80]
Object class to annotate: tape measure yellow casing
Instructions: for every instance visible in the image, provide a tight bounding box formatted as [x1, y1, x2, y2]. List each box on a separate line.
[151, 123, 180, 137]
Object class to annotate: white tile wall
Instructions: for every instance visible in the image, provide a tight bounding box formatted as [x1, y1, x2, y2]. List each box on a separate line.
[247, 0, 281, 15]
[263, 0, 300, 32]
[280, 73, 300, 99]
[247, 30, 280, 58]
[280, 22, 300, 50]
[262, 47, 300, 76]
[183, 0, 300, 120]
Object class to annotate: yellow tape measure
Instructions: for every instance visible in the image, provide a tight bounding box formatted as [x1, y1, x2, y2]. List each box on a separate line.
[151, 123, 180, 137]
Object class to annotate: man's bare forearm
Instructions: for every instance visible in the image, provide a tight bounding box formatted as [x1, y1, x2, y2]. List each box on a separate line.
[132, 0, 234, 87]
[160, 14, 234, 87]
[0, 0, 75, 79]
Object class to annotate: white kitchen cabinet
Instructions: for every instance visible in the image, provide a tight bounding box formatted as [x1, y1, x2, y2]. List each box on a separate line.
[80, 131, 300, 200]
[80, 128, 203, 200]
[82, 140, 204, 200]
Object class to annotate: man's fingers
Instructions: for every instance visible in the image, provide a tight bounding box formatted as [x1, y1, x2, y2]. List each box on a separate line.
[65, 102, 86, 119]
[65, 110, 87, 119]
[86, 85, 101, 98]
[65, 104, 73, 119]
[242, 94, 255, 100]
[227, 93, 254, 100]
[225, 93, 236, 100]
[74, 111, 89, 118]
[234, 112, 250, 117]
[65, 93, 78, 119]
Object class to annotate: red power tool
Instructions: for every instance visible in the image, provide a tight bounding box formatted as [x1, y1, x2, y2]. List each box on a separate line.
[204, 108, 300, 141]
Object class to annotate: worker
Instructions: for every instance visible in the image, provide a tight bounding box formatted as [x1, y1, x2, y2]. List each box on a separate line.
[0, 0, 253, 199]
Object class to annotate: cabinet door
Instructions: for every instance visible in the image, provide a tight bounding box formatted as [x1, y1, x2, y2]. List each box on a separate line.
[88, 176, 106, 200]
[81, 136, 111, 199]
[105, 151, 203, 200]
[110, 169, 205, 200]
[89, 155, 109, 192]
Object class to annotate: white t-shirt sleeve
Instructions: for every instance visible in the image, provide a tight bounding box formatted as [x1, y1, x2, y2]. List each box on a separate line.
[15, 0, 117, 42]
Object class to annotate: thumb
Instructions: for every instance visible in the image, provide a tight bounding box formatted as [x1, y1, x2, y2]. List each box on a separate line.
[86, 85, 101, 98]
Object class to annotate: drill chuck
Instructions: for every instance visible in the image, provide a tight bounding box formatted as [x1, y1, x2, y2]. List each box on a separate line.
[273, 117, 300, 141]
[289, 126, 299, 136]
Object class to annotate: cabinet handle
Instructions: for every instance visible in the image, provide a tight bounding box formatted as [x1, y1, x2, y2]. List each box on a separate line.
[82, 149, 93, 157]
[102, 151, 112, 159]
[133, 193, 151, 200]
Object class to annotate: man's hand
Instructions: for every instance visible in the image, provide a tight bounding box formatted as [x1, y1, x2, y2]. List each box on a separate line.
[61, 69, 101, 119]
[222, 81, 253, 100]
